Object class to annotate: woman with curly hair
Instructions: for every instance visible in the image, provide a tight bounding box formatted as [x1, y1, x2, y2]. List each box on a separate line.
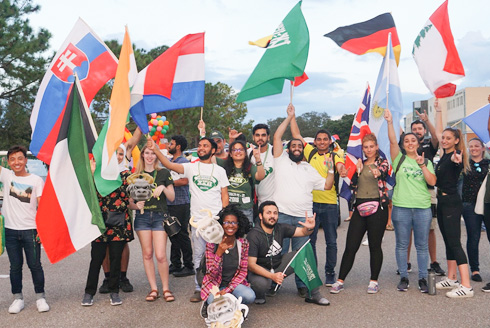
[217, 140, 265, 224]
[200, 204, 255, 317]
[330, 133, 390, 294]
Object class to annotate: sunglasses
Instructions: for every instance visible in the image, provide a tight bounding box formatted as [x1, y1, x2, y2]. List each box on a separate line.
[474, 162, 482, 173]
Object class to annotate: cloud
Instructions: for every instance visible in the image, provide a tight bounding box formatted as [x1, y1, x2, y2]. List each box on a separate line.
[458, 31, 490, 88]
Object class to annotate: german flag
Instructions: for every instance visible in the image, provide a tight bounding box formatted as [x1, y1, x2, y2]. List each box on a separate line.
[324, 13, 401, 65]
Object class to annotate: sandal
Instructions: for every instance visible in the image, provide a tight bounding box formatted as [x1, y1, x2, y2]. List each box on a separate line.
[146, 290, 160, 302]
[163, 290, 175, 302]
[386, 224, 394, 231]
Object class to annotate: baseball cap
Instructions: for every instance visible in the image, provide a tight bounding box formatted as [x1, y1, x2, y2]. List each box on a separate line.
[210, 131, 225, 140]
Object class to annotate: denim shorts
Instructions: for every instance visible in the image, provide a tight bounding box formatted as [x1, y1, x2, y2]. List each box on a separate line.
[134, 211, 167, 231]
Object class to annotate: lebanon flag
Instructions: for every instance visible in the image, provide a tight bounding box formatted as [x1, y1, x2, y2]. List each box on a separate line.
[93, 27, 138, 196]
[36, 78, 105, 264]
[412, 0, 464, 98]
[30, 18, 117, 164]
[130, 33, 205, 133]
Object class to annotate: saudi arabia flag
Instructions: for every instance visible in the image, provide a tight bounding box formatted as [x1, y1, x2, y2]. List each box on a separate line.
[36, 80, 105, 264]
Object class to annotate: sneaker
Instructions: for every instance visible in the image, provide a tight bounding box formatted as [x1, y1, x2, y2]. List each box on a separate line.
[110, 293, 122, 306]
[120, 278, 134, 293]
[200, 301, 209, 318]
[169, 264, 182, 274]
[471, 273, 482, 282]
[397, 277, 409, 292]
[430, 261, 446, 276]
[330, 281, 344, 294]
[396, 263, 412, 275]
[81, 293, 93, 306]
[8, 299, 24, 314]
[99, 278, 110, 294]
[254, 298, 266, 305]
[362, 238, 369, 246]
[325, 272, 336, 287]
[446, 285, 474, 298]
[36, 298, 50, 312]
[266, 288, 277, 297]
[436, 277, 460, 290]
[418, 278, 428, 293]
[190, 290, 202, 303]
[482, 282, 490, 292]
[367, 281, 379, 294]
[173, 266, 195, 277]
[297, 287, 308, 298]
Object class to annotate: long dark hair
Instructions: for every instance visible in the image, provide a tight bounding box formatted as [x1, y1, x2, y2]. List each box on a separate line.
[224, 140, 251, 178]
[217, 204, 250, 238]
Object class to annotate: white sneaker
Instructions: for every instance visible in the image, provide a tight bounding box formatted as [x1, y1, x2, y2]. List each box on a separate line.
[8, 299, 24, 314]
[436, 278, 460, 290]
[362, 238, 369, 246]
[36, 298, 50, 312]
[446, 285, 474, 298]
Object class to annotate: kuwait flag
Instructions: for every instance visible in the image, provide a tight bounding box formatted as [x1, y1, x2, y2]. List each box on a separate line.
[413, 0, 464, 98]
[130, 33, 205, 133]
[36, 79, 105, 264]
[93, 27, 138, 196]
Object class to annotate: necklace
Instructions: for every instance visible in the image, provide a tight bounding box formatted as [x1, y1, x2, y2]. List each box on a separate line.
[262, 227, 275, 273]
[198, 161, 214, 177]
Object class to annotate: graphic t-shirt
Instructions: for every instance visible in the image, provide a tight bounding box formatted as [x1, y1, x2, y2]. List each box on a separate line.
[217, 159, 257, 210]
[143, 169, 174, 212]
[247, 223, 296, 270]
[182, 162, 230, 218]
[248, 144, 275, 204]
[0, 169, 44, 230]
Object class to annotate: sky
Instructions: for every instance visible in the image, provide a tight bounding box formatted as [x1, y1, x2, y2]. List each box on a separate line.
[29, 0, 490, 125]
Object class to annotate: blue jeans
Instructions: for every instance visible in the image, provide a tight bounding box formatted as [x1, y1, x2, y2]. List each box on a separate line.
[5, 228, 45, 295]
[191, 226, 207, 290]
[392, 206, 432, 279]
[310, 203, 338, 276]
[462, 202, 485, 272]
[206, 284, 256, 305]
[278, 212, 308, 289]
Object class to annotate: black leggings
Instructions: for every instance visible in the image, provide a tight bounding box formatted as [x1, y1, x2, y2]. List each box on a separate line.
[437, 193, 468, 265]
[338, 199, 388, 281]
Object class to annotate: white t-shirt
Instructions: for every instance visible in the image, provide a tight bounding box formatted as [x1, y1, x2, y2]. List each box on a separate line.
[0, 169, 44, 230]
[182, 162, 230, 218]
[273, 152, 325, 217]
[248, 144, 275, 205]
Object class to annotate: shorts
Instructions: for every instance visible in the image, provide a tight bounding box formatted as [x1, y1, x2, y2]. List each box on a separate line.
[134, 211, 167, 231]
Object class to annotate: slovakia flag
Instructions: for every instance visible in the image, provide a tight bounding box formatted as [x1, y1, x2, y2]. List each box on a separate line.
[30, 18, 117, 164]
[130, 33, 205, 133]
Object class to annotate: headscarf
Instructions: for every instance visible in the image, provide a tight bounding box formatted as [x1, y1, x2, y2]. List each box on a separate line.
[118, 144, 129, 172]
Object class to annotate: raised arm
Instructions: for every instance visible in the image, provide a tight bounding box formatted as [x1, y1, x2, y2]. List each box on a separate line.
[273, 103, 295, 158]
[292, 212, 316, 237]
[289, 105, 306, 145]
[125, 127, 142, 158]
[147, 138, 184, 174]
[434, 99, 443, 150]
[416, 109, 438, 149]
[384, 108, 400, 161]
[252, 146, 266, 181]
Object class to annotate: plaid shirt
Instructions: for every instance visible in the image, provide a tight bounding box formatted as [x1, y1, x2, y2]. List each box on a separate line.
[200, 238, 250, 301]
[167, 155, 190, 206]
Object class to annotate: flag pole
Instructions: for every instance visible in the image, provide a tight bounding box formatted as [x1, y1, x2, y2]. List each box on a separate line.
[274, 239, 311, 291]
[385, 33, 391, 111]
[74, 72, 98, 139]
[290, 83, 294, 104]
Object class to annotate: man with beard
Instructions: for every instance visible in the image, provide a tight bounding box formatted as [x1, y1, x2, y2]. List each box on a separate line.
[151, 137, 230, 302]
[290, 106, 347, 287]
[165, 135, 194, 278]
[247, 201, 330, 305]
[272, 104, 335, 297]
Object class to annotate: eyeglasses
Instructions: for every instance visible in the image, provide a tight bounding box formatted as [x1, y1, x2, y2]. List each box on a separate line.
[223, 221, 238, 226]
[232, 148, 245, 153]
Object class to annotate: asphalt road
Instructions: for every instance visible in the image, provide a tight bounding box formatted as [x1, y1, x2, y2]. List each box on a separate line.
[1, 201, 490, 327]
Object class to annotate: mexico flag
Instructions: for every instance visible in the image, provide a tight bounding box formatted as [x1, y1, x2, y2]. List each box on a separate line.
[412, 0, 464, 98]
[36, 79, 105, 264]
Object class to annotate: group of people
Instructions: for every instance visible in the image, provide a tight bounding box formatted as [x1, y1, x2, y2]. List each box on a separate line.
[3, 96, 490, 315]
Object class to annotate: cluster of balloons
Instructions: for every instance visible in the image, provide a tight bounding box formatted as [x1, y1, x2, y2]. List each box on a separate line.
[148, 113, 170, 149]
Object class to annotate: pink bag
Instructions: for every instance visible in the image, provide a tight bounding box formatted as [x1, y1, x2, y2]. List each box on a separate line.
[357, 201, 379, 217]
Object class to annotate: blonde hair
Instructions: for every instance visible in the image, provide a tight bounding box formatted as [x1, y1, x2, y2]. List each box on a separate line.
[135, 145, 161, 174]
[444, 127, 470, 174]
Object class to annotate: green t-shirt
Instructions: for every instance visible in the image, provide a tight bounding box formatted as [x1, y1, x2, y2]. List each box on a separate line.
[392, 152, 433, 209]
[143, 169, 174, 212]
[217, 158, 257, 209]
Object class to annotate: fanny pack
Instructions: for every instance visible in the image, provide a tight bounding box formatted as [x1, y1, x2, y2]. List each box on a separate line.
[357, 201, 379, 217]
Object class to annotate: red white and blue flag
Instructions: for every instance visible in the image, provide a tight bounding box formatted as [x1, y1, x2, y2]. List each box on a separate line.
[130, 33, 205, 133]
[30, 18, 117, 164]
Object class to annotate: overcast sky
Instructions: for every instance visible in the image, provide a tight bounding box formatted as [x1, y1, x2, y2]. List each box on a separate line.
[29, 0, 490, 125]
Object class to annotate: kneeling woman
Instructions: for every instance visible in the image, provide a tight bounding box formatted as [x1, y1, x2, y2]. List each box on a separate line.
[330, 133, 389, 294]
[200, 205, 255, 313]
[129, 143, 175, 302]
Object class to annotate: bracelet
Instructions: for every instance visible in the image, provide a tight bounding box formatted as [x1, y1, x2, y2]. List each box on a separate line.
[418, 164, 426, 168]
[256, 162, 263, 166]
[328, 170, 334, 174]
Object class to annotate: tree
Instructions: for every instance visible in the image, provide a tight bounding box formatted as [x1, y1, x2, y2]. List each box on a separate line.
[0, 0, 52, 149]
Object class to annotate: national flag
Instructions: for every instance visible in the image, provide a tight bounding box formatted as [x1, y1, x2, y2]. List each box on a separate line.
[325, 13, 401, 65]
[284, 240, 323, 291]
[36, 79, 105, 264]
[236, 1, 309, 103]
[463, 104, 490, 146]
[93, 27, 138, 196]
[412, 0, 464, 98]
[30, 18, 117, 164]
[370, 33, 402, 165]
[339, 85, 372, 201]
[130, 33, 205, 133]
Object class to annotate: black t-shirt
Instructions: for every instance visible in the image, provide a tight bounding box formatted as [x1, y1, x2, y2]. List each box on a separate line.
[246, 223, 296, 270]
[143, 169, 174, 212]
[435, 151, 463, 195]
[463, 159, 490, 203]
[220, 245, 239, 288]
